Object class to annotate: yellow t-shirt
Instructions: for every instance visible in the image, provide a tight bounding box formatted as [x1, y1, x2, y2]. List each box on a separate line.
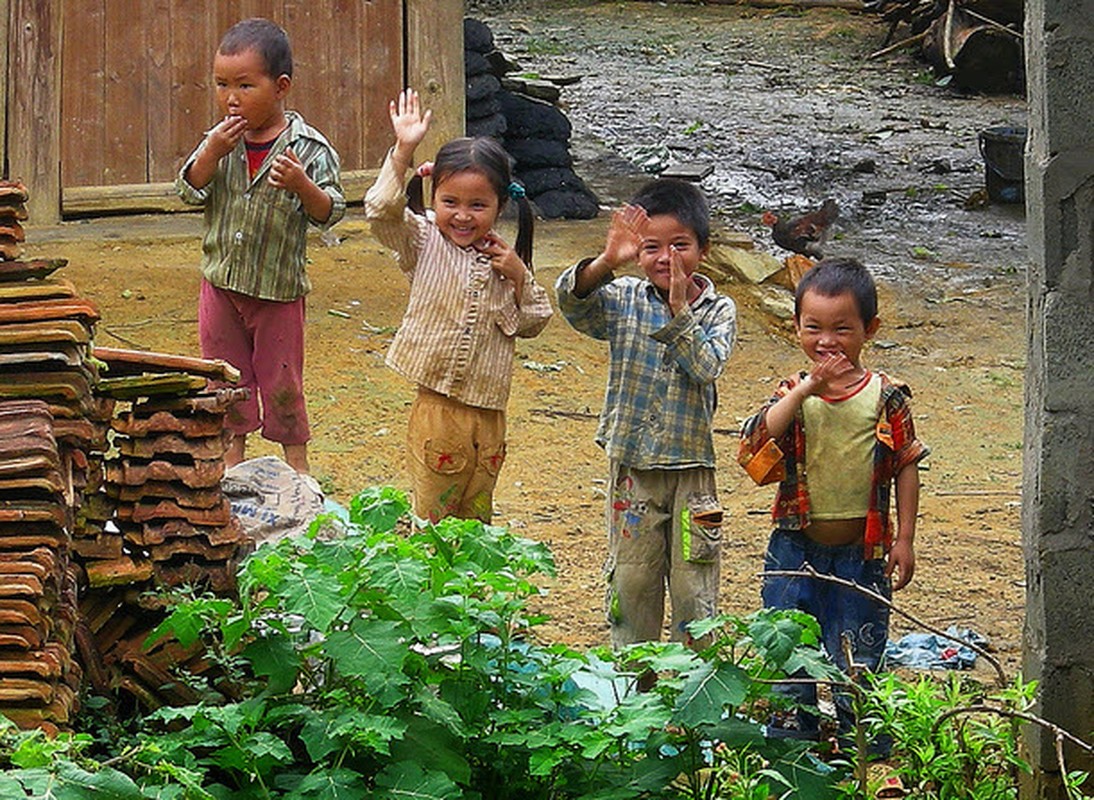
[802, 372, 882, 520]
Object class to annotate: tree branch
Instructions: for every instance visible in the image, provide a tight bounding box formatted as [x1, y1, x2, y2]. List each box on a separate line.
[759, 564, 1008, 686]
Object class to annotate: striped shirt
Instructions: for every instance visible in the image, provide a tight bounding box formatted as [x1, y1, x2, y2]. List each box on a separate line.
[737, 371, 930, 559]
[364, 150, 553, 411]
[556, 262, 737, 469]
[177, 110, 345, 302]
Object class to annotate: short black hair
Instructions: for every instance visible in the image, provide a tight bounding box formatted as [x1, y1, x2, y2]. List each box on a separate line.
[630, 178, 711, 248]
[794, 257, 878, 325]
[219, 18, 293, 79]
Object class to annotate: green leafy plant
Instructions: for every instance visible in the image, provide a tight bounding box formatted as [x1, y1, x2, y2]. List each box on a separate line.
[859, 672, 1035, 799]
[128, 488, 851, 799]
[4, 485, 1087, 800]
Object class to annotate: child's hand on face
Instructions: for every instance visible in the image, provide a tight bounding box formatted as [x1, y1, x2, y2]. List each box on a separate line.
[601, 204, 647, 269]
[666, 247, 695, 316]
[389, 89, 432, 157]
[475, 232, 525, 284]
[268, 148, 308, 194]
[804, 352, 857, 396]
[208, 115, 248, 159]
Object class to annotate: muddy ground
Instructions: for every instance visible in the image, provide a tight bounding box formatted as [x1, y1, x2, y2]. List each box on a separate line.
[27, 2, 1028, 675]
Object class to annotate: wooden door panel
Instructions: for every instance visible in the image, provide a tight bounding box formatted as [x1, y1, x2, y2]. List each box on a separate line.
[59, 0, 406, 196]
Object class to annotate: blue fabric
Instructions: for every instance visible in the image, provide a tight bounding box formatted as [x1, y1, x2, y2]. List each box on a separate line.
[761, 529, 892, 737]
[884, 627, 986, 670]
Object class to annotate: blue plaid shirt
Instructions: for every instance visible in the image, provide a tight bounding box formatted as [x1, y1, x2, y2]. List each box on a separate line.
[556, 261, 737, 469]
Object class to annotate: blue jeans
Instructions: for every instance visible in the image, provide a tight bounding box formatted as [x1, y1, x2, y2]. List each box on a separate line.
[761, 529, 891, 737]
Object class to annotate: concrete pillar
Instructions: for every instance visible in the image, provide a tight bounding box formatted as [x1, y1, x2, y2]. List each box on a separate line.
[1021, 0, 1094, 797]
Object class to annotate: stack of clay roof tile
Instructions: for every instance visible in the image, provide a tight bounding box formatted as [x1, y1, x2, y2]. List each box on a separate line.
[0, 182, 94, 732]
[0, 182, 28, 261]
[0, 180, 254, 722]
[0, 400, 82, 734]
[73, 349, 252, 709]
[94, 348, 250, 594]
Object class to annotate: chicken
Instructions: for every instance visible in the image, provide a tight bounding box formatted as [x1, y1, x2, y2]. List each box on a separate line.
[761, 198, 839, 258]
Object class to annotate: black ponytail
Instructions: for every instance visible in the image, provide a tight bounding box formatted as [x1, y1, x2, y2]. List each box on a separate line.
[405, 173, 426, 216]
[512, 190, 534, 272]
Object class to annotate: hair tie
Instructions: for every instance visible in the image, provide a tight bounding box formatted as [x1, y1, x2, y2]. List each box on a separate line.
[507, 181, 526, 200]
[416, 161, 434, 178]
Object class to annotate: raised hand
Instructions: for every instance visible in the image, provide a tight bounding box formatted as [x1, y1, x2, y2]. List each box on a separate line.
[389, 88, 432, 162]
[601, 204, 647, 269]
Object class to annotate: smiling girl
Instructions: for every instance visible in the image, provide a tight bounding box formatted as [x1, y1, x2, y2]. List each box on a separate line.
[364, 89, 553, 524]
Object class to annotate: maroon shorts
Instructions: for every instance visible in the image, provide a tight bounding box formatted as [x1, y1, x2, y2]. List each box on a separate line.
[198, 280, 310, 445]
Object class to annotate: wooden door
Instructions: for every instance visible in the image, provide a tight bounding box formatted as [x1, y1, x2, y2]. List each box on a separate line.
[58, 0, 404, 212]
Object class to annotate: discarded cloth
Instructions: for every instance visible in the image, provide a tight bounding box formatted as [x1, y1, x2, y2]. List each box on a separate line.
[884, 626, 988, 670]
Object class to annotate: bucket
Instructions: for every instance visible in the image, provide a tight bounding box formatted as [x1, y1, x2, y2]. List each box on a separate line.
[978, 126, 1027, 204]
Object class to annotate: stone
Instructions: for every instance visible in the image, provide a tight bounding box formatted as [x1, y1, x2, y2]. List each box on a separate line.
[706, 244, 783, 284]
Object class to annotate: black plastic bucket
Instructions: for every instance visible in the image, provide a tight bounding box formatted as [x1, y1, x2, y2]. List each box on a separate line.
[978, 126, 1027, 204]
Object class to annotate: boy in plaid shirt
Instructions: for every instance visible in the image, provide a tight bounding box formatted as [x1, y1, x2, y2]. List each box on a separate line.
[556, 179, 737, 649]
[738, 257, 929, 747]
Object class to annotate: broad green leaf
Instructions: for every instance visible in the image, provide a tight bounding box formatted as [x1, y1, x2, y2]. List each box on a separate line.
[349, 486, 410, 531]
[289, 768, 370, 800]
[763, 750, 847, 800]
[412, 685, 467, 737]
[749, 613, 805, 667]
[365, 555, 431, 612]
[243, 633, 301, 695]
[284, 567, 344, 632]
[324, 617, 409, 693]
[389, 715, 471, 787]
[704, 715, 765, 748]
[372, 762, 461, 800]
[329, 712, 408, 756]
[54, 761, 144, 800]
[673, 661, 749, 728]
[604, 692, 672, 739]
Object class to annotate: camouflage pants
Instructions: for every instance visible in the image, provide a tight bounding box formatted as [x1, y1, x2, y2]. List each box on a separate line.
[604, 462, 723, 649]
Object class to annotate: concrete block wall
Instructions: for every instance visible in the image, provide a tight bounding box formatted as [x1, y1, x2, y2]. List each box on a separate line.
[1021, 0, 1094, 796]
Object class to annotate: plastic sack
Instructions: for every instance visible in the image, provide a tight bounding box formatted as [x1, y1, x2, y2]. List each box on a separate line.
[221, 456, 325, 547]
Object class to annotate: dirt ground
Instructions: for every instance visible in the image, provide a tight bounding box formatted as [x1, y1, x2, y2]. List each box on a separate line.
[24, 2, 1028, 675]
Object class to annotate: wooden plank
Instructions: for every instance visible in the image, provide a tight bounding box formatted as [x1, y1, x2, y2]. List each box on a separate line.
[145, 0, 173, 182]
[0, 0, 11, 180]
[61, 168, 377, 215]
[362, 0, 404, 167]
[169, 0, 216, 185]
[9, 0, 63, 223]
[61, 0, 105, 187]
[406, 0, 465, 164]
[317, 0, 362, 168]
[103, 2, 147, 184]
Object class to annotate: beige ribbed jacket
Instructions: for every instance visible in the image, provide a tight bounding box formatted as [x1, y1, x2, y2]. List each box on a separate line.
[364, 151, 553, 410]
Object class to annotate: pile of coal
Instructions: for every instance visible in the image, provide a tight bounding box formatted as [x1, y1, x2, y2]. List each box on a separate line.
[464, 18, 599, 220]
